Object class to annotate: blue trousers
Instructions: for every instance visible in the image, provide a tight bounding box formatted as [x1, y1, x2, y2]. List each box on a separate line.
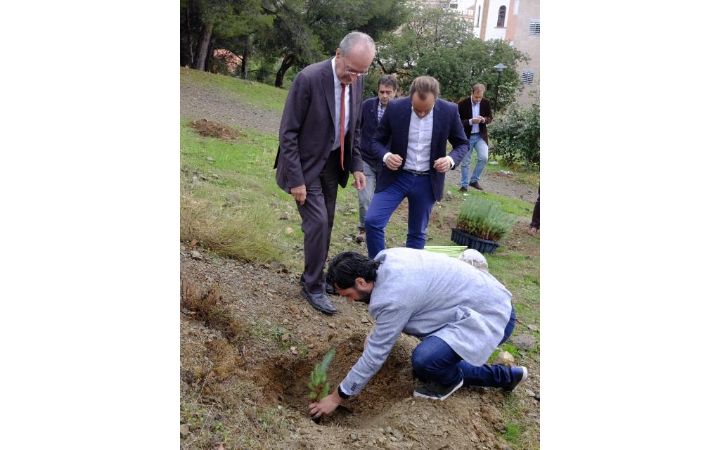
[357, 160, 379, 230]
[460, 133, 488, 188]
[411, 308, 517, 388]
[365, 171, 435, 258]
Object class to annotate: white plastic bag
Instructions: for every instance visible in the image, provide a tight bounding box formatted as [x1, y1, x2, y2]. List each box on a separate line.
[458, 249, 489, 273]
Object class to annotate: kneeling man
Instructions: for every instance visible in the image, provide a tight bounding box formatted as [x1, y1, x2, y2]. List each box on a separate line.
[308, 248, 528, 419]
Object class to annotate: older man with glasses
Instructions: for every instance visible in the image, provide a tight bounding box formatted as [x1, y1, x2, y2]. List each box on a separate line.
[363, 76, 469, 258]
[275, 31, 375, 315]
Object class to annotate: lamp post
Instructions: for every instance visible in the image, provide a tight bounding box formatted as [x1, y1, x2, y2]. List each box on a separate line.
[493, 63, 507, 109]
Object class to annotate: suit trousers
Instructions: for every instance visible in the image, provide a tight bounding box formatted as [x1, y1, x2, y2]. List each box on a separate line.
[297, 149, 341, 294]
[364, 170, 435, 259]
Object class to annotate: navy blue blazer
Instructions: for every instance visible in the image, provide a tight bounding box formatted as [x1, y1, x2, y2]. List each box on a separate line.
[371, 97, 469, 202]
[359, 97, 382, 167]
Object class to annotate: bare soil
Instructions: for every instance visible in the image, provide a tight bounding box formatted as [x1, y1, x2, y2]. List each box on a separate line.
[180, 76, 540, 449]
[181, 247, 539, 450]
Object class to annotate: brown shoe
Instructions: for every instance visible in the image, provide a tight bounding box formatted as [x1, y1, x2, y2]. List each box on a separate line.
[469, 181, 483, 190]
[355, 229, 366, 243]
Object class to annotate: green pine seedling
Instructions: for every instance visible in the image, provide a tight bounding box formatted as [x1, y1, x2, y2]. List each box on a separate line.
[307, 348, 336, 400]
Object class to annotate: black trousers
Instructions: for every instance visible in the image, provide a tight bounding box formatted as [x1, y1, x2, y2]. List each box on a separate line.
[530, 187, 540, 229]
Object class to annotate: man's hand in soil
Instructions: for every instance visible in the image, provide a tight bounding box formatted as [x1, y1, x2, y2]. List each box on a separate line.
[309, 388, 342, 419]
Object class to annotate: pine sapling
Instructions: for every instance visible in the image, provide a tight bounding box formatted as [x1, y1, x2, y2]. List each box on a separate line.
[307, 348, 336, 401]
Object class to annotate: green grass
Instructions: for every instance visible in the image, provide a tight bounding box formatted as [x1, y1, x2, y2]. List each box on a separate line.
[182, 67, 288, 112]
[504, 422, 523, 445]
[462, 190, 533, 217]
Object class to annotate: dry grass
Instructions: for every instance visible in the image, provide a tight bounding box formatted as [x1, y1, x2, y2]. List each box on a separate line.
[180, 277, 245, 345]
[180, 193, 283, 265]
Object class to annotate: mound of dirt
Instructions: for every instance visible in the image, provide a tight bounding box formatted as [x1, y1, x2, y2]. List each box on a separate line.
[190, 118, 244, 140]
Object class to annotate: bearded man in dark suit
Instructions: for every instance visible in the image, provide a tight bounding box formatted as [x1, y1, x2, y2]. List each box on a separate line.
[364, 76, 469, 258]
[275, 31, 375, 315]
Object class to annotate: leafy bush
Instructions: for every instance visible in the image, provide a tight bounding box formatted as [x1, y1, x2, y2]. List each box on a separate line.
[456, 197, 515, 241]
[490, 102, 540, 166]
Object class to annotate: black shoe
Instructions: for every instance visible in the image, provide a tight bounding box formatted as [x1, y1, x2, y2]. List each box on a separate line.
[413, 379, 464, 401]
[301, 286, 337, 315]
[300, 274, 337, 295]
[459, 186, 468, 193]
[469, 181, 482, 190]
[503, 366, 528, 392]
[325, 280, 337, 295]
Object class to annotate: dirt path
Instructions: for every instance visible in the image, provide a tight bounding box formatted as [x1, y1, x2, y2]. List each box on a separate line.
[181, 76, 281, 135]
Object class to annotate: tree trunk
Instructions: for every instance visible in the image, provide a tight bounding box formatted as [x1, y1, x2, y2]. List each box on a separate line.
[195, 23, 214, 71]
[241, 47, 249, 79]
[275, 54, 296, 88]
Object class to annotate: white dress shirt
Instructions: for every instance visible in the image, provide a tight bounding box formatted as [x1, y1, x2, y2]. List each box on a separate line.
[330, 57, 350, 150]
[403, 106, 434, 172]
[470, 100, 480, 134]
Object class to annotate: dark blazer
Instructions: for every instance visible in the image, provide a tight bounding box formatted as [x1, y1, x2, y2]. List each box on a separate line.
[371, 97, 469, 202]
[358, 97, 381, 167]
[457, 96, 493, 144]
[275, 59, 364, 191]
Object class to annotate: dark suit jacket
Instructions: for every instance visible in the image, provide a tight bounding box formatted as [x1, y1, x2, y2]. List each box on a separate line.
[371, 97, 469, 202]
[359, 97, 382, 167]
[275, 59, 364, 191]
[457, 96, 493, 144]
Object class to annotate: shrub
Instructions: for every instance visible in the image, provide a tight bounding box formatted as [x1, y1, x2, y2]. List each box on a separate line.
[456, 197, 515, 241]
[490, 102, 540, 166]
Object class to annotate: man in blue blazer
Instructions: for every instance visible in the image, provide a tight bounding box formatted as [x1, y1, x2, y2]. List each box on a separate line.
[355, 75, 398, 244]
[364, 76, 469, 258]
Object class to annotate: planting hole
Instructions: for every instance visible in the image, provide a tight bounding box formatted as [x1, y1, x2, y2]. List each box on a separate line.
[260, 333, 414, 427]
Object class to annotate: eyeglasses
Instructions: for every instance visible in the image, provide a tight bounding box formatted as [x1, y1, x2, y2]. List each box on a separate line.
[344, 66, 369, 77]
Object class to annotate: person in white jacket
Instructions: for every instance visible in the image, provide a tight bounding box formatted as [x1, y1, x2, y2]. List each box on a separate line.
[309, 248, 528, 420]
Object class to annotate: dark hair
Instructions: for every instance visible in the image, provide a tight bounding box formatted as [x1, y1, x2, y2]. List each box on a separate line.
[327, 252, 380, 289]
[377, 75, 398, 91]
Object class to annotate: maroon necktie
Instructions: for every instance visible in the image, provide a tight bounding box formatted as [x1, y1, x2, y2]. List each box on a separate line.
[339, 83, 346, 171]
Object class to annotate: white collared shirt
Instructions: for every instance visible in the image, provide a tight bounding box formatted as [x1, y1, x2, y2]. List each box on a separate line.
[330, 57, 350, 149]
[470, 100, 480, 134]
[404, 105, 434, 172]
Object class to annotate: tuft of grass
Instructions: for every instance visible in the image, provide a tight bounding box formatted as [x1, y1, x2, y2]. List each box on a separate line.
[503, 421, 523, 445]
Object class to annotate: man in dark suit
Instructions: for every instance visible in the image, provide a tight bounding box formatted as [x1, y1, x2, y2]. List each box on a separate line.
[275, 31, 376, 315]
[457, 83, 493, 191]
[355, 75, 398, 244]
[364, 76, 469, 258]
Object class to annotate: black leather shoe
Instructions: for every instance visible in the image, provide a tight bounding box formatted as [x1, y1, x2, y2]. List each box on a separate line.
[301, 287, 337, 315]
[469, 181, 483, 190]
[325, 280, 337, 295]
[300, 274, 337, 296]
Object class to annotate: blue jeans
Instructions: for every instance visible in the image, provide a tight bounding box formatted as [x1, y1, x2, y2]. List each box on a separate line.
[364, 170, 436, 258]
[460, 134, 488, 188]
[357, 160, 378, 230]
[411, 307, 517, 388]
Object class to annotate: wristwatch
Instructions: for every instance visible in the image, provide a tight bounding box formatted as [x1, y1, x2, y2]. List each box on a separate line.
[337, 385, 350, 399]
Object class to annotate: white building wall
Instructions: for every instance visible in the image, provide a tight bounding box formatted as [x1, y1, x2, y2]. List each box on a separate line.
[484, 0, 509, 40]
